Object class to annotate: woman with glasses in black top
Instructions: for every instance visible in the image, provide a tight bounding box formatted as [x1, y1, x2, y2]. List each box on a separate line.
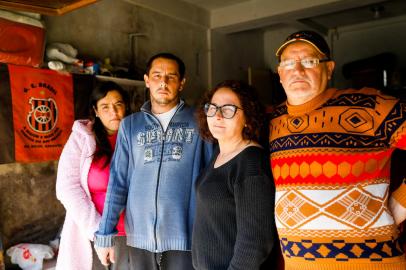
[192, 80, 276, 270]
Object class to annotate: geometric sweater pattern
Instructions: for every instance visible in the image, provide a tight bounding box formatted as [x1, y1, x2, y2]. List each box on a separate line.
[269, 88, 406, 270]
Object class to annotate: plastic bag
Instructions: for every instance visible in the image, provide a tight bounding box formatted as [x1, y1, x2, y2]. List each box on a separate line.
[46, 43, 79, 64]
[6, 243, 54, 270]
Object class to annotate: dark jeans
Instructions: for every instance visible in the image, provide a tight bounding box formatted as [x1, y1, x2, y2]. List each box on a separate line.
[128, 247, 194, 270]
[92, 236, 130, 270]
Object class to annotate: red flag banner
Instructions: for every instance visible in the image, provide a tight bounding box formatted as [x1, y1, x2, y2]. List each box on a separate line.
[8, 65, 74, 162]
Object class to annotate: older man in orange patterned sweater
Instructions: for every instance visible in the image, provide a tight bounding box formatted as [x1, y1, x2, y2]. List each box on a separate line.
[269, 30, 406, 270]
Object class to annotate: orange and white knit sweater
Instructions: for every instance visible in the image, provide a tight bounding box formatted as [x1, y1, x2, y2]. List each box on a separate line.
[269, 88, 406, 270]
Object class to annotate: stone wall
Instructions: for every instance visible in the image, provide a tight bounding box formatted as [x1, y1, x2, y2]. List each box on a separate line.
[0, 162, 65, 267]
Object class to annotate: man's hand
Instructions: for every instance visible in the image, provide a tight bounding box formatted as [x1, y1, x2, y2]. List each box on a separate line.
[389, 196, 406, 225]
[95, 246, 115, 266]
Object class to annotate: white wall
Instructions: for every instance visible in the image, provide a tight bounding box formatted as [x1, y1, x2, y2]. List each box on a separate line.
[211, 29, 265, 86]
[264, 25, 303, 72]
[263, 16, 406, 90]
[134, 6, 209, 104]
[330, 14, 406, 89]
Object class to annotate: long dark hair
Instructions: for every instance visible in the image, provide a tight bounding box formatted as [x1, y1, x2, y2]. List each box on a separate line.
[89, 81, 130, 167]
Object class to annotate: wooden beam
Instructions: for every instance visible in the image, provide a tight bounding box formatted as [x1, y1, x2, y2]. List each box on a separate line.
[0, 0, 98, 16]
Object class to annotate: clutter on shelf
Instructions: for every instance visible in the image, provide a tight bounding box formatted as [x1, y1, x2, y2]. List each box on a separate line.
[46, 42, 84, 73]
[0, 8, 141, 81]
[45, 42, 139, 81]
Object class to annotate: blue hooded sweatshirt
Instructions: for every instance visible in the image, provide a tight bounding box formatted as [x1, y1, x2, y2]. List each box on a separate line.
[95, 100, 213, 252]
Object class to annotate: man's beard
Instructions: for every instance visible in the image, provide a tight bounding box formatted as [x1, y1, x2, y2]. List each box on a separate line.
[152, 94, 178, 105]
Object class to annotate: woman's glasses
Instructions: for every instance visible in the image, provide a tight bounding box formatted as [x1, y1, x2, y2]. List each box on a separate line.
[204, 103, 243, 119]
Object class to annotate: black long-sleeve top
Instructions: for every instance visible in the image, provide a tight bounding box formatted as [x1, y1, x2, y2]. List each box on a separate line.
[192, 146, 276, 270]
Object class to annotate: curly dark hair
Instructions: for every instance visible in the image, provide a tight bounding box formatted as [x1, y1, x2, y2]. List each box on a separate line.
[196, 80, 266, 143]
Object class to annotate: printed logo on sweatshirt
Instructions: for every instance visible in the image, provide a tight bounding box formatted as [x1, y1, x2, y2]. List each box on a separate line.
[136, 123, 195, 163]
[143, 143, 187, 163]
[137, 125, 195, 145]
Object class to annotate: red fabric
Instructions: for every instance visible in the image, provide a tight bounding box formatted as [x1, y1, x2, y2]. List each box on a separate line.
[8, 64, 74, 162]
[0, 18, 44, 67]
[88, 133, 126, 236]
[394, 133, 406, 149]
[271, 149, 393, 185]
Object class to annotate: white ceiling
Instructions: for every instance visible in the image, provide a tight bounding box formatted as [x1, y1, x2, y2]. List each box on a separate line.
[181, 0, 250, 11]
[302, 0, 406, 30]
[181, 0, 406, 34]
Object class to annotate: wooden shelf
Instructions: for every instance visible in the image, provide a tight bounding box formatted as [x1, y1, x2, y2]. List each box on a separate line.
[0, 0, 98, 16]
[96, 75, 145, 88]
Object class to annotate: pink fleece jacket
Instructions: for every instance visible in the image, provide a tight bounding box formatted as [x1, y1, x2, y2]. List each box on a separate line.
[55, 120, 101, 270]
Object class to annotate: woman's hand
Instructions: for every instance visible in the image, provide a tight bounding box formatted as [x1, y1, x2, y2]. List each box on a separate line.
[95, 246, 115, 266]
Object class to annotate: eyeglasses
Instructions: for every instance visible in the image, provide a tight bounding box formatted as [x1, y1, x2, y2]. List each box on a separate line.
[204, 103, 243, 119]
[279, 58, 330, 70]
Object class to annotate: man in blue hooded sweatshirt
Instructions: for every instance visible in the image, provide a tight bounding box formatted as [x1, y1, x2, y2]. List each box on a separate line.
[95, 53, 212, 270]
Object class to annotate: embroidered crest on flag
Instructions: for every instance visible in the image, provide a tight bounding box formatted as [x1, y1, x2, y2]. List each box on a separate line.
[27, 97, 58, 133]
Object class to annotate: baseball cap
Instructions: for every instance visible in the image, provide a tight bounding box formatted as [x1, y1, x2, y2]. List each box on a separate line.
[275, 30, 331, 60]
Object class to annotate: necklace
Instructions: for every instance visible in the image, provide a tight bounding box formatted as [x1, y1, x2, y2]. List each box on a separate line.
[217, 139, 251, 161]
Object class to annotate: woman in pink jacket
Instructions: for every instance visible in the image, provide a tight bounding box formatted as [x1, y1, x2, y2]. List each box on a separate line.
[56, 81, 130, 270]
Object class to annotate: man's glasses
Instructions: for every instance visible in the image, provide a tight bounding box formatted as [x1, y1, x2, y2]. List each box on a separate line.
[279, 58, 330, 70]
[204, 103, 243, 119]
